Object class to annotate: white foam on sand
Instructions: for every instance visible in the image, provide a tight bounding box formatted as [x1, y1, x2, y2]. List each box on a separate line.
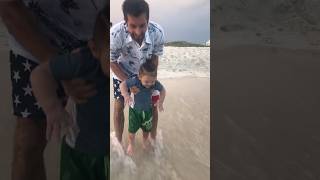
[110, 130, 174, 180]
[158, 47, 210, 79]
[110, 132, 137, 178]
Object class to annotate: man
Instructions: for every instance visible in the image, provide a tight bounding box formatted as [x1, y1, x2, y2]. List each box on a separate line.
[110, 0, 165, 143]
[0, 1, 105, 179]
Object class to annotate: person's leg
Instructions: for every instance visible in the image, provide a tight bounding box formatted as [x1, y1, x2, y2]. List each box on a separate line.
[127, 108, 141, 156]
[141, 109, 153, 150]
[142, 131, 151, 150]
[12, 117, 47, 180]
[114, 99, 125, 143]
[60, 140, 106, 180]
[150, 106, 158, 139]
[9, 52, 48, 180]
[112, 78, 125, 143]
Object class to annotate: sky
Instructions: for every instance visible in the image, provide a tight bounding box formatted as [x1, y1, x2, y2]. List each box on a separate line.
[110, 0, 210, 44]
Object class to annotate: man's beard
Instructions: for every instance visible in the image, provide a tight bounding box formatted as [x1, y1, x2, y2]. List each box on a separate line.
[131, 33, 145, 42]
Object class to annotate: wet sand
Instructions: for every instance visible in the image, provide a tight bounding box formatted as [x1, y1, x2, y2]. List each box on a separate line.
[214, 45, 320, 179]
[110, 77, 211, 180]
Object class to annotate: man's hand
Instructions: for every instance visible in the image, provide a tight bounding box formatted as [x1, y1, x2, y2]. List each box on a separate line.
[62, 79, 97, 104]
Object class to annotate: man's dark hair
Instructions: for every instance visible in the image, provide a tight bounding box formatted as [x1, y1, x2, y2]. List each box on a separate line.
[122, 0, 149, 22]
[139, 60, 157, 77]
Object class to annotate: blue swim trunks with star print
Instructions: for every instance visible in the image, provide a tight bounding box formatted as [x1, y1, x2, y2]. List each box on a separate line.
[9, 51, 65, 120]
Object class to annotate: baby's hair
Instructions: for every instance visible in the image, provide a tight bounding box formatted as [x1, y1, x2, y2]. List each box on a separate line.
[139, 60, 157, 77]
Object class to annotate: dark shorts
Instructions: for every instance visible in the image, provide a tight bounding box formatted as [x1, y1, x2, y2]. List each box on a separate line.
[9, 51, 65, 120]
[112, 75, 137, 100]
[128, 107, 153, 133]
[60, 140, 108, 180]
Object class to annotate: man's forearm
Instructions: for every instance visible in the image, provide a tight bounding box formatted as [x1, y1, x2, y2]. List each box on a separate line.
[110, 61, 128, 81]
[0, 1, 58, 63]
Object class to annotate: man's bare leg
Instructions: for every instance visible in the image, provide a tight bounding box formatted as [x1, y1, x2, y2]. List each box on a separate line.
[150, 107, 158, 140]
[12, 117, 47, 180]
[114, 98, 125, 143]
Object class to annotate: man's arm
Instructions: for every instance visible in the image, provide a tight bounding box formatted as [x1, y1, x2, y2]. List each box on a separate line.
[0, 1, 58, 62]
[159, 87, 166, 105]
[110, 61, 128, 81]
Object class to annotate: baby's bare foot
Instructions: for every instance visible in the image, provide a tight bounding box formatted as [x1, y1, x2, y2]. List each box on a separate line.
[127, 144, 134, 156]
[143, 138, 152, 151]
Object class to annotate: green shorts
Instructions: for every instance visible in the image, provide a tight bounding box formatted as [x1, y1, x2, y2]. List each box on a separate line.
[128, 107, 153, 133]
[60, 140, 109, 180]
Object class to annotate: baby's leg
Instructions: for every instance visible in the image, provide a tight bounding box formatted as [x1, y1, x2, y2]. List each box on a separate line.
[142, 131, 151, 150]
[127, 133, 135, 156]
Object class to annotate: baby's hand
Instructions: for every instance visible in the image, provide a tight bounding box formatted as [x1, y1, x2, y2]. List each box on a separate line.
[46, 107, 73, 141]
[124, 95, 133, 106]
[130, 86, 140, 95]
[154, 101, 164, 112]
[158, 103, 164, 112]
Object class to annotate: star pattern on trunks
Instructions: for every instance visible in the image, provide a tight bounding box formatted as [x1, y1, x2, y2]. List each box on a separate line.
[14, 95, 21, 107]
[13, 71, 20, 83]
[22, 60, 32, 72]
[21, 108, 31, 118]
[23, 84, 33, 96]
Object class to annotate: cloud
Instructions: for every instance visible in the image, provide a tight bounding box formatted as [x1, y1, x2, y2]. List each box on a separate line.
[111, 0, 210, 43]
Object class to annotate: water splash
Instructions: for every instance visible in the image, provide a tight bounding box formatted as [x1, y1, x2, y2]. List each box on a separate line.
[110, 130, 170, 180]
[110, 132, 137, 178]
[150, 130, 164, 166]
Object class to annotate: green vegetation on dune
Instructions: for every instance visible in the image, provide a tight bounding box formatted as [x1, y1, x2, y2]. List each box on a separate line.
[165, 41, 207, 47]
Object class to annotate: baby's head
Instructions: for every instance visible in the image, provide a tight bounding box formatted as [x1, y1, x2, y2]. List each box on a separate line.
[138, 60, 157, 88]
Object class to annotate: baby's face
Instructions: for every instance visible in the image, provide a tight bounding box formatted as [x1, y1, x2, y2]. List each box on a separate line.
[139, 75, 156, 88]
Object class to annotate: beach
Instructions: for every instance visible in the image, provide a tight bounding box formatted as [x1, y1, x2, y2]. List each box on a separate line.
[110, 77, 210, 180]
[213, 0, 320, 179]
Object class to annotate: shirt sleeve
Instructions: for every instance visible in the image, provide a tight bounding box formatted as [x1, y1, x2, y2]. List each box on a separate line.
[152, 25, 165, 56]
[110, 25, 123, 62]
[125, 77, 138, 89]
[154, 80, 163, 91]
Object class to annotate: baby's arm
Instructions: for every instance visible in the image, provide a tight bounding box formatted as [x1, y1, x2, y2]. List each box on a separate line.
[30, 62, 71, 140]
[31, 62, 61, 115]
[158, 87, 166, 112]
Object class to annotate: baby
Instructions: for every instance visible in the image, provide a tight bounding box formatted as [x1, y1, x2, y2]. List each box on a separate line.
[120, 60, 166, 156]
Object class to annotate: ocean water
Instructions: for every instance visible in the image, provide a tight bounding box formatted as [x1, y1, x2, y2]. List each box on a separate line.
[158, 47, 210, 78]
